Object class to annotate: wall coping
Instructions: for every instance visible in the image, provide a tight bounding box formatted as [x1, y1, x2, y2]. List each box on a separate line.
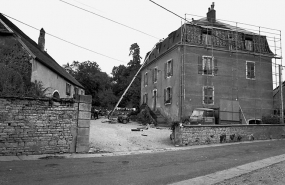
[182, 124, 285, 128]
[0, 96, 75, 103]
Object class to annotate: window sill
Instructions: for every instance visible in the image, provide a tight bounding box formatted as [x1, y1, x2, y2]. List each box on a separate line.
[164, 102, 172, 105]
[246, 78, 256, 80]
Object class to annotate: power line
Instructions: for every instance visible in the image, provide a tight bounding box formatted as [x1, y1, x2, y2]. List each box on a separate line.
[59, 0, 160, 40]
[2, 13, 126, 63]
[149, 0, 190, 23]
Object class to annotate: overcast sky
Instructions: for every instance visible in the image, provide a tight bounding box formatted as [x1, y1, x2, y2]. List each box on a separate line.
[1, 0, 284, 75]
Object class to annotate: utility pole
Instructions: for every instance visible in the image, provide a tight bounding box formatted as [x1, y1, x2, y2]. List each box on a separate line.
[279, 65, 284, 124]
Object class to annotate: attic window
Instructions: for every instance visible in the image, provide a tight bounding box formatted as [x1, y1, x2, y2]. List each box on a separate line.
[202, 29, 212, 45]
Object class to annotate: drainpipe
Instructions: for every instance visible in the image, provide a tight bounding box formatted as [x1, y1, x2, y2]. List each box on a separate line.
[279, 65, 284, 124]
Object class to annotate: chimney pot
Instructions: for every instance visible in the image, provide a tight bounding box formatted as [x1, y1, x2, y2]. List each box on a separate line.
[207, 2, 216, 23]
[38, 28, 45, 51]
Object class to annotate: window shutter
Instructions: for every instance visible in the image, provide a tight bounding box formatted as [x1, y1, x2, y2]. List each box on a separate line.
[164, 62, 167, 78]
[170, 87, 172, 104]
[164, 89, 166, 103]
[198, 56, 202, 74]
[214, 58, 218, 75]
[146, 93, 148, 104]
[171, 60, 173, 76]
[152, 69, 154, 83]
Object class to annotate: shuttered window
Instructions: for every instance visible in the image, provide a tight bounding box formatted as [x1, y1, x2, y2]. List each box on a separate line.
[143, 93, 148, 104]
[144, 72, 148, 86]
[164, 59, 173, 78]
[153, 67, 158, 83]
[66, 83, 71, 96]
[164, 87, 172, 105]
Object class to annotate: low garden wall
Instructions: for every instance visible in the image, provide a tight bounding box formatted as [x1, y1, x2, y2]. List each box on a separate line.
[173, 124, 285, 146]
[0, 95, 91, 156]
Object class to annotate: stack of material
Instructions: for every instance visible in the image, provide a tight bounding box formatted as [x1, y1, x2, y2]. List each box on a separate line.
[137, 104, 157, 126]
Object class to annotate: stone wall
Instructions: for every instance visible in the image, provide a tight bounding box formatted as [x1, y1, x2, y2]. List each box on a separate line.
[0, 95, 91, 156]
[173, 124, 285, 146]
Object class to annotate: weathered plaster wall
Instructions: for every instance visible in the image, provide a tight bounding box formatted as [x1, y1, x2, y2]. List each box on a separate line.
[31, 59, 84, 98]
[173, 124, 285, 146]
[0, 95, 91, 156]
[141, 46, 182, 122]
[182, 46, 273, 123]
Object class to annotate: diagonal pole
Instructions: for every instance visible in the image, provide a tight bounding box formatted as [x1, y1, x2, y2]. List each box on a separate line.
[108, 44, 158, 119]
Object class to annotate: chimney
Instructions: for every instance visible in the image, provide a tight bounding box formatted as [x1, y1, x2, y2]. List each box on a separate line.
[207, 2, 216, 23]
[38, 28, 45, 51]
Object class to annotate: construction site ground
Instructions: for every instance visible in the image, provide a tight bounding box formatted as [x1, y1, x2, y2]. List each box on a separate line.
[89, 118, 173, 153]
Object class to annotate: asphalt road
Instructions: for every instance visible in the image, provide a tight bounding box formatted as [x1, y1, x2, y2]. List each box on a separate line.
[1, 140, 285, 185]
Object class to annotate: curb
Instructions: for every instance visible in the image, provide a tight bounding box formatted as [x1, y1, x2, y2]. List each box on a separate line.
[169, 153, 285, 185]
[0, 139, 280, 161]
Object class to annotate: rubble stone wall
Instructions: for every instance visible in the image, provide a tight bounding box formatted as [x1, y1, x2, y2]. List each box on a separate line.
[0, 95, 91, 156]
[173, 124, 285, 146]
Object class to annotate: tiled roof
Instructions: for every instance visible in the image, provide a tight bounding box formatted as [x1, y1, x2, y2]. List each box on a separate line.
[0, 13, 84, 89]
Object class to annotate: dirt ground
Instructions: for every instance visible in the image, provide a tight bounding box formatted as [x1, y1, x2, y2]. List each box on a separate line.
[215, 161, 285, 185]
[89, 118, 173, 153]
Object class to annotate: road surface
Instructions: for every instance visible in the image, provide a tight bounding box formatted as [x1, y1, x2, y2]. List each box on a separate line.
[1, 140, 285, 185]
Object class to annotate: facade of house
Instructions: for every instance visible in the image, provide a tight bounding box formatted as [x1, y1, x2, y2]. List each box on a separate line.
[141, 3, 274, 124]
[0, 13, 84, 98]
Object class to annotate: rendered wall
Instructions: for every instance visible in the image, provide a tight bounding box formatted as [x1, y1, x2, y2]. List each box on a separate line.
[182, 46, 273, 123]
[141, 46, 182, 122]
[31, 59, 84, 98]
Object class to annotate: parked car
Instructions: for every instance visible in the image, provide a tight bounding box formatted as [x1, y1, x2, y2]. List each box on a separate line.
[117, 114, 130, 124]
[248, 119, 262, 124]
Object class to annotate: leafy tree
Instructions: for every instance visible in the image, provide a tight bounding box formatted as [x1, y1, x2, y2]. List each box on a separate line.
[63, 61, 117, 108]
[111, 43, 142, 108]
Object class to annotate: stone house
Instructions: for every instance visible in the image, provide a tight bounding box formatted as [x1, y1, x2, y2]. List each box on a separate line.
[141, 3, 275, 124]
[0, 13, 84, 98]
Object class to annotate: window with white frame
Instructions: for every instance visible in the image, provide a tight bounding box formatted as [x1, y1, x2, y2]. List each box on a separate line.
[165, 59, 173, 78]
[144, 72, 148, 86]
[202, 56, 214, 75]
[164, 87, 172, 104]
[246, 61, 255, 79]
[66, 83, 71, 96]
[203, 86, 214, 105]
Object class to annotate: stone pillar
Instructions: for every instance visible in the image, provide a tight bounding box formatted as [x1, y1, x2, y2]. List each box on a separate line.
[75, 95, 92, 153]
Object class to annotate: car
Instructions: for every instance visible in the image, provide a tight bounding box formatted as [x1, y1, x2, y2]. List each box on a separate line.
[247, 119, 262, 124]
[117, 114, 130, 124]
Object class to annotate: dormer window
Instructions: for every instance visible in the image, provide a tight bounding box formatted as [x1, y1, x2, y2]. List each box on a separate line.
[245, 36, 253, 51]
[202, 30, 212, 45]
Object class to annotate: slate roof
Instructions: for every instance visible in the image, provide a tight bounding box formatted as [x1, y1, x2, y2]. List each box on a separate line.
[0, 13, 84, 89]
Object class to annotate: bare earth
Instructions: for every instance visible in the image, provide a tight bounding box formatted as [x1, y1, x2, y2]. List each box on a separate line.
[89, 118, 173, 153]
[215, 161, 285, 185]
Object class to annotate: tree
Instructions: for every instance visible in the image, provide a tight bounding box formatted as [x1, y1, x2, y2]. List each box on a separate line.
[111, 43, 142, 108]
[63, 61, 116, 108]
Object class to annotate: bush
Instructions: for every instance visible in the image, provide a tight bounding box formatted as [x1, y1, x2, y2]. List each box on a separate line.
[262, 115, 281, 124]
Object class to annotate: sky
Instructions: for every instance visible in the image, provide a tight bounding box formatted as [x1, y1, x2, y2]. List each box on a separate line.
[1, 0, 284, 75]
